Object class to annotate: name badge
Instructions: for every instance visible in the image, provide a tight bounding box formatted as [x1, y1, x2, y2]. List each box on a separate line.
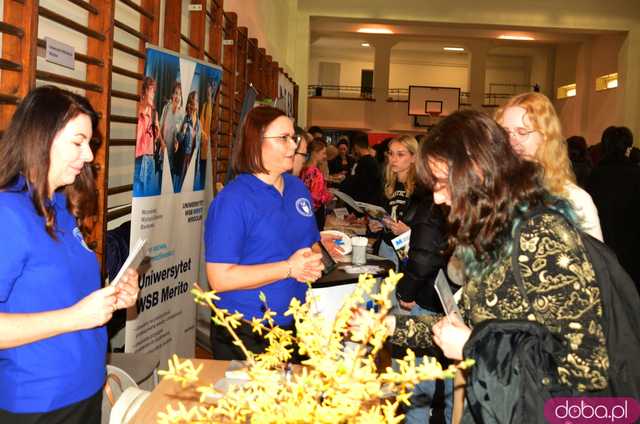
[391, 230, 411, 251]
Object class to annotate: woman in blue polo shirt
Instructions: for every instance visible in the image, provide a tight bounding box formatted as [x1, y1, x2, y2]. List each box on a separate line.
[0, 86, 139, 423]
[205, 106, 324, 360]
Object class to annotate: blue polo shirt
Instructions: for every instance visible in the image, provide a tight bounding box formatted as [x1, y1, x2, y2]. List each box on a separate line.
[204, 173, 320, 326]
[0, 176, 106, 413]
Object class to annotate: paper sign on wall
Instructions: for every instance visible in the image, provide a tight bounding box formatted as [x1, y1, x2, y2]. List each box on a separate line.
[45, 37, 75, 70]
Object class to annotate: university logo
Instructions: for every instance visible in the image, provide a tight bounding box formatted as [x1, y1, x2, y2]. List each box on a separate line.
[295, 198, 314, 217]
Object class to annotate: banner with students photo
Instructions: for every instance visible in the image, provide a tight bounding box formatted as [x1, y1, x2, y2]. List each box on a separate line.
[126, 46, 221, 362]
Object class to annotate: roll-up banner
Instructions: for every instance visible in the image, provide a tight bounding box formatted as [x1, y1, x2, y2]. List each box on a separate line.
[126, 46, 222, 361]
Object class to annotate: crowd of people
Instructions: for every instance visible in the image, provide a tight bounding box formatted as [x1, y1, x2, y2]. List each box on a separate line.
[1, 84, 638, 423]
[203, 91, 639, 423]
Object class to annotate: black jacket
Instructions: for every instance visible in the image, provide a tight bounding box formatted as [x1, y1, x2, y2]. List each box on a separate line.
[378, 183, 423, 245]
[395, 196, 450, 311]
[570, 158, 592, 189]
[339, 154, 383, 206]
[328, 155, 355, 175]
[587, 156, 640, 288]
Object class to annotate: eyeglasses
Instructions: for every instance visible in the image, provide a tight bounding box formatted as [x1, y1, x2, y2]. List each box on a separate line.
[263, 134, 303, 147]
[294, 141, 308, 157]
[503, 126, 536, 140]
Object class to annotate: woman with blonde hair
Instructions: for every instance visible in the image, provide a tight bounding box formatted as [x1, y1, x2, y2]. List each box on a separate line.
[381, 133, 454, 424]
[495, 92, 602, 240]
[384, 136, 418, 197]
[370, 135, 425, 266]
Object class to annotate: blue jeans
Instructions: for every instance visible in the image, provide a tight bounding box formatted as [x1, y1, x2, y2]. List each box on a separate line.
[392, 304, 453, 424]
[133, 155, 160, 197]
[378, 240, 399, 271]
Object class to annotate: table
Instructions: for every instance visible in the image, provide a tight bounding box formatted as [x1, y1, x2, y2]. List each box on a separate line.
[131, 359, 308, 423]
[323, 214, 367, 236]
[130, 358, 229, 423]
[131, 264, 395, 422]
[310, 257, 394, 332]
[313, 258, 394, 289]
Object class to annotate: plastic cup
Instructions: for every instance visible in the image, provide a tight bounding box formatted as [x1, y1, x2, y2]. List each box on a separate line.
[351, 236, 368, 265]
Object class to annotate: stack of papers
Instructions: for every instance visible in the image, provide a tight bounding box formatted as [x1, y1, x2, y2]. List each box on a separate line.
[341, 265, 385, 274]
[330, 189, 390, 221]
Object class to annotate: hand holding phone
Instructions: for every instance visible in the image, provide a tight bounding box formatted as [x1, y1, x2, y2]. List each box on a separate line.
[434, 269, 463, 324]
[318, 242, 337, 275]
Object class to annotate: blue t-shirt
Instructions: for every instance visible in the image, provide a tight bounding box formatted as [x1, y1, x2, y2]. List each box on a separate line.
[204, 173, 320, 326]
[0, 177, 106, 413]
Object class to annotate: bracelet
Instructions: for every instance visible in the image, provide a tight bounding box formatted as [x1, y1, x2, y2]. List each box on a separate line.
[285, 260, 292, 279]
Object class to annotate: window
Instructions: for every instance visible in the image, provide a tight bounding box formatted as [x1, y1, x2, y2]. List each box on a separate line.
[557, 83, 577, 99]
[596, 73, 618, 91]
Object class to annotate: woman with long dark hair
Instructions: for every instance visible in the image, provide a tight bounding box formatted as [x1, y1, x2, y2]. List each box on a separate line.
[0, 86, 139, 423]
[384, 110, 612, 421]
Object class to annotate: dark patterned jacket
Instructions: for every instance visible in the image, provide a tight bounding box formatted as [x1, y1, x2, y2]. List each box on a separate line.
[390, 211, 609, 392]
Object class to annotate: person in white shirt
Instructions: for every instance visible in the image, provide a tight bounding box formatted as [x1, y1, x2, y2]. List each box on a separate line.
[495, 92, 603, 240]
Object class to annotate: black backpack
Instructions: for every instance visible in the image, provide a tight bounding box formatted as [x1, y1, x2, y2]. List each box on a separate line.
[462, 319, 574, 424]
[512, 208, 640, 397]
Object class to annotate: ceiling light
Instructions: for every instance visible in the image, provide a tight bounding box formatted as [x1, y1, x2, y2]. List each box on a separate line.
[361, 42, 370, 47]
[498, 35, 535, 41]
[357, 28, 393, 34]
[443, 47, 464, 51]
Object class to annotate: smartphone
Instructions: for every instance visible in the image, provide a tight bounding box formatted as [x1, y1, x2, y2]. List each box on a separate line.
[434, 269, 463, 323]
[319, 241, 337, 275]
